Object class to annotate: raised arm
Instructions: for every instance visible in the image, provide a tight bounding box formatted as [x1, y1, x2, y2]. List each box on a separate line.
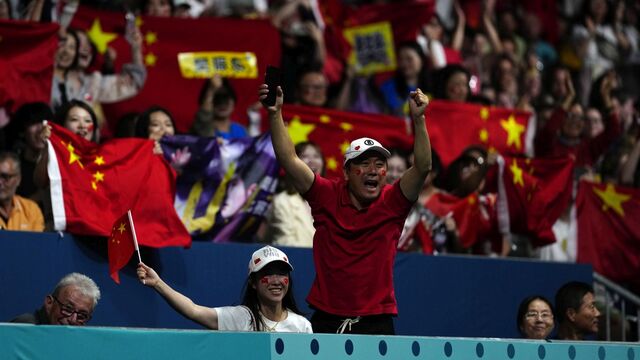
[259, 84, 315, 193]
[137, 262, 219, 330]
[399, 89, 432, 202]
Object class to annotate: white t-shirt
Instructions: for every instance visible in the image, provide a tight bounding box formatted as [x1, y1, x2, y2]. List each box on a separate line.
[214, 306, 313, 333]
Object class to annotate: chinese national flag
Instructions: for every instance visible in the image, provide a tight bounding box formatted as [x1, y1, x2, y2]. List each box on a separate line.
[0, 19, 58, 113]
[108, 213, 135, 284]
[497, 156, 574, 246]
[424, 192, 489, 249]
[427, 101, 533, 167]
[577, 181, 640, 292]
[70, 6, 281, 133]
[282, 104, 413, 179]
[47, 122, 191, 248]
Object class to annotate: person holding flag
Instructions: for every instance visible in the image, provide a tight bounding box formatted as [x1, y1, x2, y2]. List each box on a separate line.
[259, 83, 432, 334]
[136, 246, 312, 333]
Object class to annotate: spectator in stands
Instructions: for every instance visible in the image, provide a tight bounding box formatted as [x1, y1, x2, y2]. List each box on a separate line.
[295, 68, 330, 108]
[380, 42, 431, 118]
[262, 141, 324, 248]
[416, 1, 464, 69]
[386, 148, 410, 185]
[0, 152, 44, 231]
[555, 281, 601, 340]
[51, 29, 79, 113]
[10, 272, 100, 325]
[59, 27, 145, 130]
[0, 0, 11, 19]
[191, 75, 248, 139]
[535, 70, 621, 169]
[137, 245, 312, 332]
[9, 102, 53, 202]
[334, 64, 389, 114]
[516, 295, 555, 340]
[142, 0, 173, 17]
[260, 83, 431, 334]
[432, 64, 471, 103]
[135, 106, 177, 155]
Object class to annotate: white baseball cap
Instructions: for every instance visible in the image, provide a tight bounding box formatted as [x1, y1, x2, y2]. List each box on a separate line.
[343, 137, 391, 165]
[248, 246, 293, 274]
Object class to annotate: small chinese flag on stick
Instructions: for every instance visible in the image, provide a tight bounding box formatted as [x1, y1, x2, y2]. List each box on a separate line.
[108, 210, 142, 284]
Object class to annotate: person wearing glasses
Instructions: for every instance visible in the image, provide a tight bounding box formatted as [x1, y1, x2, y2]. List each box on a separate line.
[137, 245, 312, 332]
[10, 273, 100, 325]
[516, 295, 555, 339]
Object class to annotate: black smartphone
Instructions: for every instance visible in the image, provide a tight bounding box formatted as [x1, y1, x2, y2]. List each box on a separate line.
[263, 66, 281, 107]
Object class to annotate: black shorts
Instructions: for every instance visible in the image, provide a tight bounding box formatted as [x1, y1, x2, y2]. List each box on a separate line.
[310, 309, 395, 335]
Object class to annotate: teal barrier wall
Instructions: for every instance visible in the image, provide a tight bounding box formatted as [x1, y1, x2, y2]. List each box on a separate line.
[1, 324, 638, 360]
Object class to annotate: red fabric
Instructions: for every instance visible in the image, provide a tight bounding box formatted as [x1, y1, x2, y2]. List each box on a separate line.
[577, 181, 640, 292]
[425, 192, 490, 248]
[0, 20, 58, 113]
[48, 122, 191, 248]
[108, 212, 135, 284]
[500, 156, 574, 246]
[281, 105, 413, 179]
[423, 100, 532, 167]
[70, 6, 281, 133]
[304, 176, 413, 316]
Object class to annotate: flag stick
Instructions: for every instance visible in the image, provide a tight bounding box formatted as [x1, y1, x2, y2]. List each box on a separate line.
[127, 210, 143, 264]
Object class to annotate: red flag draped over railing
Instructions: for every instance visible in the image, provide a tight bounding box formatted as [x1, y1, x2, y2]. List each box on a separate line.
[70, 6, 281, 133]
[577, 181, 640, 291]
[0, 19, 58, 114]
[497, 156, 574, 246]
[47, 122, 191, 248]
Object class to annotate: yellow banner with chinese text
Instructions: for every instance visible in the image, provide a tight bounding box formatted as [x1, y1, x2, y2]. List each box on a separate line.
[177, 51, 258, 79]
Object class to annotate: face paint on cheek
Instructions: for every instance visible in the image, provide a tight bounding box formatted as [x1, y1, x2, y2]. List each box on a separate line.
[379, 169, 387, 177]
[355, 169, 362, 176]
[260, 276, 270, 284]
[282, 278, 289, 285]
[86, 123, 94, 133]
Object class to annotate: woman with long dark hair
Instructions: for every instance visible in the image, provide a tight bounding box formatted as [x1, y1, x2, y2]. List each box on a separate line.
[137, 246, 312, 332]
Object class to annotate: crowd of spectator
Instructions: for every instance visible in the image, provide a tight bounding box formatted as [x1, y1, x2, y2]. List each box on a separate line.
[1, 1, 639, 262]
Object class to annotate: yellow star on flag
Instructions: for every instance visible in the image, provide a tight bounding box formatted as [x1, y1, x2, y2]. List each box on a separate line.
[94, 156, 105, 165]
[319, 115, 331, 124]
[340, 122, 353, 132]
[135, 17, 143, 27]
[593, 183, 631, 217]
[87, 19, 118, 54]
[468, 196, 476, 205]
[91, 181, 98, 191]
[93, 171, 105, 182]
[145, 31, 158, 45]
[145, 53, 158, 67]
[118, 223, 127, 234]
[64, 142, 84, 169]
[286, 116, 315, 144]
[480, 107, 489, 121]
[510, 159, 524, 187]
[326, 157, 338, 171]
[500, 114, 525, 150]
[340, 141, 350, 154]
[479, 128, 489, 143]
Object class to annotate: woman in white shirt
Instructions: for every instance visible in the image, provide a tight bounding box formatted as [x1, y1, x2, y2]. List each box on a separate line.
[137, 245, 312, 333]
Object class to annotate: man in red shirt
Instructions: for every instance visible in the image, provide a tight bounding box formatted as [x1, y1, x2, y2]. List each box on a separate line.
[259, 83, 432, 334]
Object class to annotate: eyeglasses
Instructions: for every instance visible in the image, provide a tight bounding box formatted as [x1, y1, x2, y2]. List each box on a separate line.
[525, 311, 553, 320]
[0, 172, 18, 181]
[51, 295, 91, 323]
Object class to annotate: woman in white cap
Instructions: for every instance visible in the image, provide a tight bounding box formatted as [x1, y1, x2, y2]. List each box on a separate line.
[136, 245, 312, 332]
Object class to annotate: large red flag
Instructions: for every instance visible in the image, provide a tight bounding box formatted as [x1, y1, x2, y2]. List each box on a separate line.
[0, 20, 58, 114]
[70, 6, 281, 133]
[427, 101, 533, 167]
[497, 156, 574, 246]
[424, 192, 494, 249]
[47, 122, 191, 248]
[577, 181, 640, 291]
[282, 104, 413, 179]
[108, 212, 135, 284]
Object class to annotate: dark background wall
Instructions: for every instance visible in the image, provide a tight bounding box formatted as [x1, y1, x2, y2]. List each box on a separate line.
[0, 231, 592, 338]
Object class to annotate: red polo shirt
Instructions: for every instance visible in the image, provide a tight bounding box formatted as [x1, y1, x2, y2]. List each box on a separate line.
[303, 175, 413, 316]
